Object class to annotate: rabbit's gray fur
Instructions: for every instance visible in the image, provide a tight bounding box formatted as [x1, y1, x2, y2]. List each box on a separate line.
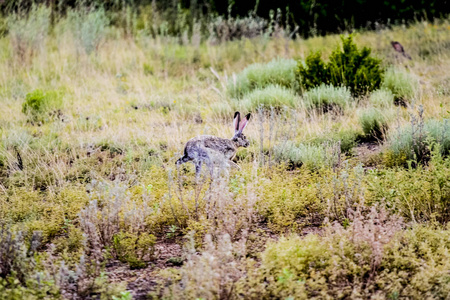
[176, 112, 251, 176]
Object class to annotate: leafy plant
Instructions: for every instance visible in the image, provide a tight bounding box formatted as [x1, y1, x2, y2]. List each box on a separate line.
[297, 35, 384, 96]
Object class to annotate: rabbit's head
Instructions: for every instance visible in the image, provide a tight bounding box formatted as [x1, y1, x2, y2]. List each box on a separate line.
[231, 112, 251, 148]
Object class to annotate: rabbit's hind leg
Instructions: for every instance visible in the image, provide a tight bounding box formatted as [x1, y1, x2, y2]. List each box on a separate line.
[194, 160, 203, 178]
[195, 148, 214, 179]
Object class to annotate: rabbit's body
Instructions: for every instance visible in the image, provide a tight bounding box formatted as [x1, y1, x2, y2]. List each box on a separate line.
[183, 135, 238, 160]
[176, 112, 251, 177]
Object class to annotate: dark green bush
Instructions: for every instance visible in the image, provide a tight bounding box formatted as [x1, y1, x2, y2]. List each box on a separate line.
[297, 35, 384, 96]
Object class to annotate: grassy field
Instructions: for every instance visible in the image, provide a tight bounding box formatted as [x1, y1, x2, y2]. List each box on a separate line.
[0, 7, 450, 299]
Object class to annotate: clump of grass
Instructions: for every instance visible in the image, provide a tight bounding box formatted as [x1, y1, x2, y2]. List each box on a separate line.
[382, 67, 419, 106]
[273, 141, 340, 170]
[303, 84, 353, 112]
[227, 58, 297, 98]
[22, 89, 64, 123]
[369, 89, 395, 108]
[7, 5, 50, 63]
[358, 108, 390, 141]
[68, 8, 109, 55]
[237, 85, 299, 111]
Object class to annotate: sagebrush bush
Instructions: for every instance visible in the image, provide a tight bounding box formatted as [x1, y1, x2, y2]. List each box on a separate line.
[369, 88, 395, 108]
[297, 35, 384, 96]
[22, 89, 63, 123]
[382, 67, 419, 105]
[227, 58, 297, 98]
[7, 5, 50, 63]
[386, 117, 449, 165]
[358, 108, 391, 141]
[237, 85, 299, 111]
[69, 8, 109, 55]
[303, 84, 353, 111]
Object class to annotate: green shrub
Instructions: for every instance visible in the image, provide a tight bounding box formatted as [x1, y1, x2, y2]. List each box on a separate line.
[69, 8, 109, 55]
[297, 35, 384, 96]
[303, 84, 352, 111]
[382, 67, 419, 105]
[237, 85, 299, 111]
[227, 58, 297, 98]
[21, 89, 63, 123]
[358, 108, 390, 141]
[369, 89, 395, 108]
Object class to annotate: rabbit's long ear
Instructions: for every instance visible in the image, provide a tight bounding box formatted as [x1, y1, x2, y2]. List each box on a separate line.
[233, 112, 241, 132]
[239, 113, 251, 132]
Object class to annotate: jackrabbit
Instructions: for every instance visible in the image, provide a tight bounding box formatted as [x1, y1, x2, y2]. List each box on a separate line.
[176, 112, 251, 176]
